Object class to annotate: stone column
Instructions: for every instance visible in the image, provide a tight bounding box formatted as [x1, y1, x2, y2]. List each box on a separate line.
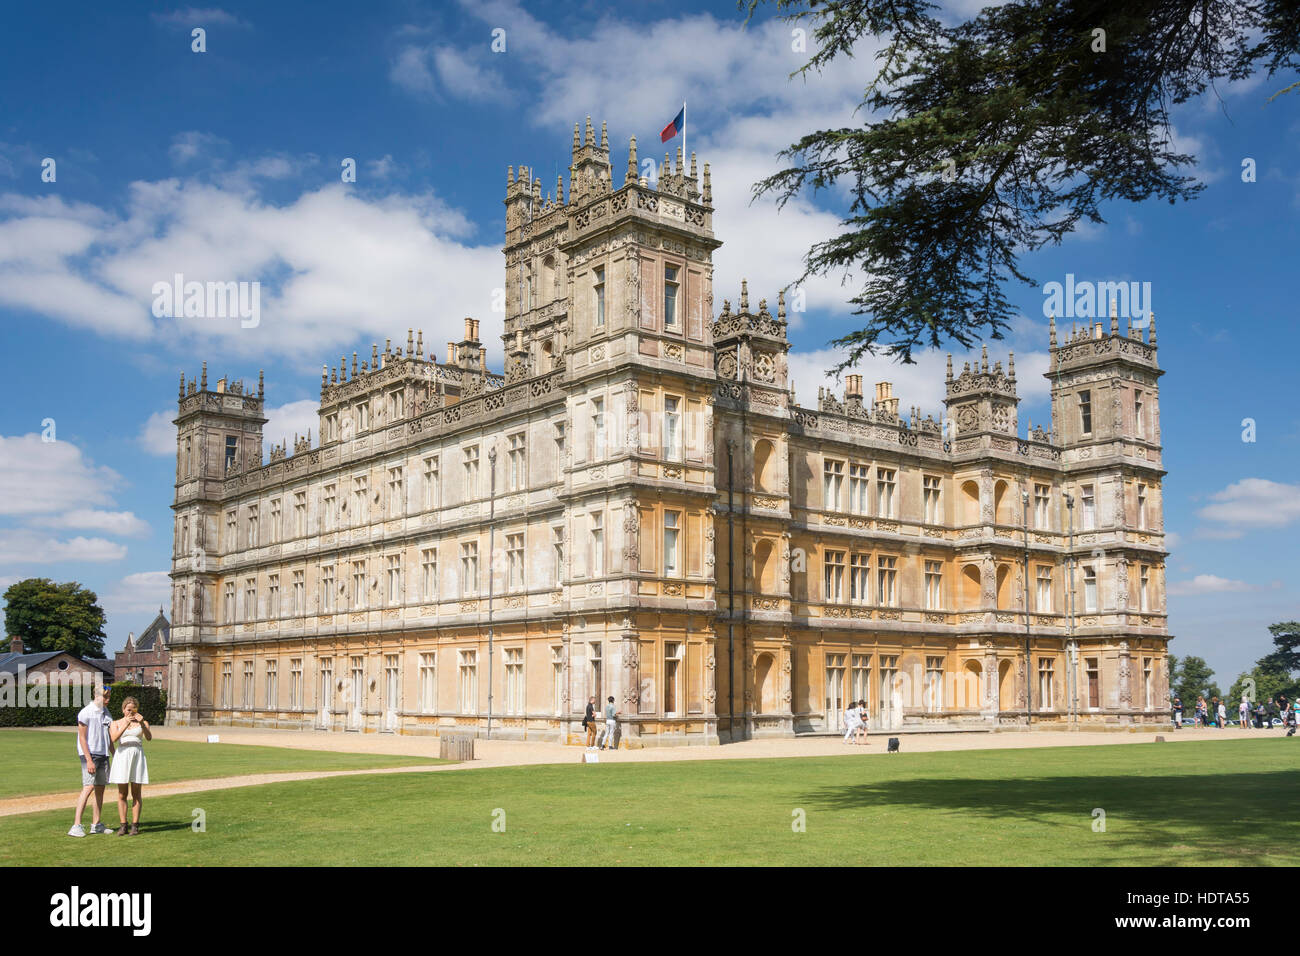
[620, 623, 640, 747]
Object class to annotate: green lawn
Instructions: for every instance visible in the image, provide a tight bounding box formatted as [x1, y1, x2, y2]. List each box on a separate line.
[0, 729, 442, 800]
[2, 737, 1296, 866]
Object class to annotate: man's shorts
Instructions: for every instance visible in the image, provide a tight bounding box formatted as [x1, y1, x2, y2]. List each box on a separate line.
[80, 755, 110, 787]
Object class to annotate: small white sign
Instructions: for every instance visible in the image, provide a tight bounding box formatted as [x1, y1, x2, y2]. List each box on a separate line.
[583, 752, 599, 764]
[206, 734, 220, 743]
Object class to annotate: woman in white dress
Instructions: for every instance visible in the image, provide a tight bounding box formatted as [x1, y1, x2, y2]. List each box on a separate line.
[108, 697, 151, 836]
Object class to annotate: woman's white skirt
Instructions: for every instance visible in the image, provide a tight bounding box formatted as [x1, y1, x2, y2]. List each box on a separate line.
[108, 745, 149, 785]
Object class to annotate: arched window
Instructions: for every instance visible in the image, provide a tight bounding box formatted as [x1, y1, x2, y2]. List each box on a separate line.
[960, 480, 980, 525]
[995, 564, 1012, 609]
[755, 653, 777, 714]
[961, 564, 982, 608]
[753, 439, 777, 492]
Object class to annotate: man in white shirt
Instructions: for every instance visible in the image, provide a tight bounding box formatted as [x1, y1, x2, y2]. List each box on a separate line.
[69, 684, 117, 837]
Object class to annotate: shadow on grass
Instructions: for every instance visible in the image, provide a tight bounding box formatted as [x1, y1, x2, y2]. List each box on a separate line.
[801, 770, 1300, 858]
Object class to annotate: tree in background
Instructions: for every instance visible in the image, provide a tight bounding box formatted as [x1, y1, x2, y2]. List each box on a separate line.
[747, 0, 1300, 365]
[1228, 621, 1300, 704]
[1168, 653, 1220, 705]
[2, 578, 107, 659]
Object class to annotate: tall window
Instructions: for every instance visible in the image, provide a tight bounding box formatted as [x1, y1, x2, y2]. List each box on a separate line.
[389, 389, 405, 420]
[1137, 483, 1147, 530]
[924, 560, 943, 610]
[507, 433, 526, 490]
[319, 658, 333, 714]
[243, 577, 257, 620]
[423, 456, 439, 510]
[851, 655, 871, 706]
[551, 646, 564, 716]
[225, 510, 236, 552]
[387, 467, 404, 517]
[289, 658, 302, 709]
[1139, 565, 1151, 612]
[458, 650, 478, 713]
[1143, 657, 1154, 710]
[553, 526, 564, 587]
[590, 512, 605, 577]
[223, 582, 235, 623]
[823, 459, 844, 511]
[589, 642, 603, 703]
[1034, 483, 1051, 529]
[850, 553, 870, 605]
[384, 654, 400, 726]
[553, 421, 566, 463]
[664, 396, 682, 461]
[1080, 485, 1096, 530]
[1038, 658, 1055, 710]
[1083, 565, 1098, 612]
[1134, 390, 1145, 438]
[663, 511, 680, 576]
[504, 647, 525, 715]
[923, 475, 941, 524]
[351, 475, 368, 525]
[351, 560, 366, 610]
[180, 516, 190, 554]
[321, 565, 335, 613]
[220, 661, 232, 708]
[246, 507, 259, 548]
[876, 468, 897, 518]
[269, 499, 281, 543]
[292, 570, 304, 615]
[323, 484, 337, 531]
[849, 464, 870, 514]
[294, 491, 307, 536]
[664, 642, 682, 714]
[591, 398, 606, 459]
[877, 556, 898, 606]
[663, 265, 680, 328]
[925, 657, 943, 713]
[462, 446, 480, 499]
[418, 652, 437, 713]
[325, 412, 338, 442]
[421, 548, 437, 601]
[1036, 565, 1052, 613]
[357, 400, 370, 432]
[386, 554, 402, 604]
[824, 550, 845, 603]
[1079, 389, 1092, 434]
[593, 267, 606, 328]
[460, 542, 479, 597]
[507, 533, 525, 590]
[242, 660, 254, 709]
[265, 659, 278, 710]
[224, 436, 237, 473]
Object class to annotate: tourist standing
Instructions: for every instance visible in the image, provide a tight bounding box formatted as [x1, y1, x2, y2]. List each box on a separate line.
[108, 697, 151, 836]
[1216, 699, 1226, 729]
[69, 684, 116, 837]
[582, 696, 598, 750]
[843, 699, 862, 744]
[1239, 697, 1250, 729]
[598, 696, 619, 751]
[1171, 695, 1183, 729]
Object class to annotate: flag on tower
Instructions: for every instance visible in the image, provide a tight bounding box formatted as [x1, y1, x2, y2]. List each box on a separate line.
[660, 106, 684, 143]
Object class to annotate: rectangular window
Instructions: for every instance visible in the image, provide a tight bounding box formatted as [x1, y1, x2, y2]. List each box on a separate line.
[421, 548, 437, 601]
[1140, 565, 1151, 612]
[224, 436, 237, 473]
[387, 467, 404, 517]
[294, 491, 307, 536]
[663, 511, 680, 576]
[590, 512, 605, 577]
[664, 642, 682, 714]
[849, 464, 870, 515]
[1134, 390, 1145, 439]
[850, 553, 870, 605]
[589, 642, 603, 704]
[876, 468, 897, 518]
[505, 647, 525, 715]
[321, 565, 335, 613]
[460, 541, 479, 597]
[242, 660, 254, 710]
[423, 456, 439, 510]
[1137, 483, 1147, 530]
[319, 658, 333, 714]
[507, 432, 526, 490]
[386, 554, 402, 604]
[269, 499, 281, 543]
[664, 396, 682, 461]
[1036, 565, 1052, 613]
[924, 560, 943, 610]
[244, 577, 257, 621]
[663, 265, 680, 328]
[352, 560, 367, 610]
[223, 582, 235, 623]
[593, 267, 605, 328]
[877, 556, 898, 606]
[1142, 657, 1153, 711]
[1034, 483, 1051, 530]
[507, 533, 525, 590]
[1080, 485, 1096, 531]
[1079, 390, 1092, 434]
[824, 550, 845, 604]
[389, 389, 404, 421]
[325, 412, 338, 443]
[225, 511, 236, 552]
[265, 659, 278, 710]
[357, 400, 370, 433]
[851, 655, 871, 707]
[923, 475, 941, 524]
[1038, 658, 1055, 711]
[220, 661, 232, 708]
[925, 656, 943, 713]
[289, 658, 302, 709]
[384, 654, 400, 726]
[351, 475, 369, 525]
[458, 650, 478, 713]
[1086, 658, 1100, 708]
[292, 570, 304, 615]
[590, 398, 606, 460]
[823, 459, 844, 511]
[247, 507, 259, 548]
[419, 652, 437, 714]
[463, 445, 480, 499]
[551, 646, 564, 717]
[323, 484, 337, 532]
[553, 527, 564, 588]
[1083, 565, 1098, 613]
[267, 575, 280, 617]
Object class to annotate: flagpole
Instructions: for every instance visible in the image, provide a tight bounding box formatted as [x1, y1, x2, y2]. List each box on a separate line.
[682, 100, 687, 175]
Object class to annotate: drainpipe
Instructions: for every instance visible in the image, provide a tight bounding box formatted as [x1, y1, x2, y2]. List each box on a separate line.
[486, 444, 497, 739]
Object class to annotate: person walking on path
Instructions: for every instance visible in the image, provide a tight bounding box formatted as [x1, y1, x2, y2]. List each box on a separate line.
[1216, 699, 1227, 729]
[69, 684, 116, 837]
[108, 696, 151, 836]
[843, 699, 863, 744]
[582, 696, 598, 750]
[597, 696, 620, 751]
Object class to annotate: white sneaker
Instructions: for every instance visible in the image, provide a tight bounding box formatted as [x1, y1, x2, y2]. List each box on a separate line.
[90, 823, 114, 835]
[68, 824, 86, 837]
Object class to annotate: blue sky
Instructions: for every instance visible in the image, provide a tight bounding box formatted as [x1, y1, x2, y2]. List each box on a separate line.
[0, 0, 1296, 685]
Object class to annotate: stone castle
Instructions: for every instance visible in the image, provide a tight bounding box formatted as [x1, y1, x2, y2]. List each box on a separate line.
[165, 118, 1171, 743]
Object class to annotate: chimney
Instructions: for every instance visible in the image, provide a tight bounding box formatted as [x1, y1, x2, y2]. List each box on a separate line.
[8, 636, 22, 654]
[464, 317, 475, 342]
[845, 375, 863, 399]
[447, 342, 456, 364]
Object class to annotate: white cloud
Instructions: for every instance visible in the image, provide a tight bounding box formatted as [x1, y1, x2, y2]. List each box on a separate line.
[102, 571, 173, 651]
[45, 510, 151, 538]
[0, 531, 127, 565]
[262, 399, 322, 458]
[0, 434, 121, 517]
[1197, 478, 1300, 530]
[169, 130, 228, 166]
[139, 410, 177, 456]
[152, 8, 251, 29]
[1167, 574, 1259, 597]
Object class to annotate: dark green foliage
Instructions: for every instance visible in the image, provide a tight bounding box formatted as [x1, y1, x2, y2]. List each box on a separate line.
[3, 578, 107, 658]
